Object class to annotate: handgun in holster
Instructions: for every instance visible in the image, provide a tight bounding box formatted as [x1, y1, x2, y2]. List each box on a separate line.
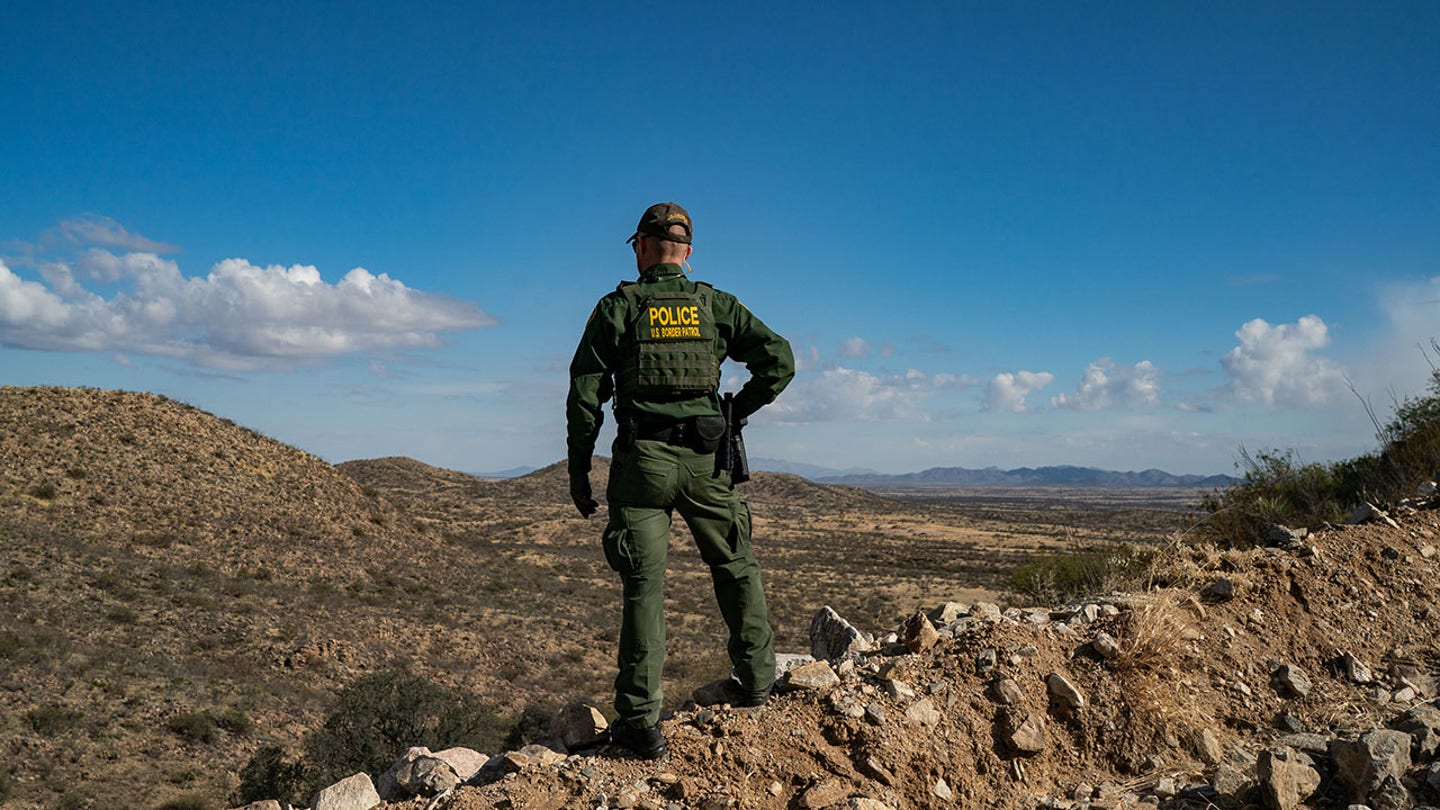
[719, 392, 750, 484]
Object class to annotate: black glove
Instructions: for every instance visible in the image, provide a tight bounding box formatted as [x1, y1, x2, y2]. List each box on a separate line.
[570, 475, 598, 518]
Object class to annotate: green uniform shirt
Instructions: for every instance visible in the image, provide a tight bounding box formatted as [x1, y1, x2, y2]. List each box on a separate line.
[567, 262, 794, 478]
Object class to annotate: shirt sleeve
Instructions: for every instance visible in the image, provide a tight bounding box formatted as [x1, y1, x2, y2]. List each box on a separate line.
[720, 294, 795, 421]
[566, 298, 619, 478]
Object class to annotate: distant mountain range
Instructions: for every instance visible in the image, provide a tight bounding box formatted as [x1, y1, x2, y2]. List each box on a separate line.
[482, 456, 1236, 489]
[816, 464, 1236, 489]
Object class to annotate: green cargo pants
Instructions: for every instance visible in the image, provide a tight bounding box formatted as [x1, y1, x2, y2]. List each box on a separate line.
[603, 437, 775, 728]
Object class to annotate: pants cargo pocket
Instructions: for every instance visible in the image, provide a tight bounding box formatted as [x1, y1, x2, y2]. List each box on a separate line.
[728, 500, 753, 555]
[603, 524, 634, 574]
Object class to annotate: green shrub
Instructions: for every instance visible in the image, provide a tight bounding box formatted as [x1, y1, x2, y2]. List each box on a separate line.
[233, 746, 307, 807]
[155, 794, 211, 810]
[1008, 543, 1152, 605]
[215, 708, 252, 736]
[165, 711, 219, 744]
[0, 630, 22, 659]
[28, 481, 58, 500]
[26, 704, 83, 735]
[303, 668, 497, 791]
[1197, 448, 1351, 548]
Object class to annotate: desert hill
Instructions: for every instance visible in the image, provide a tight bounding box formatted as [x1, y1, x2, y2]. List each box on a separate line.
[0, 386, 1193, 808]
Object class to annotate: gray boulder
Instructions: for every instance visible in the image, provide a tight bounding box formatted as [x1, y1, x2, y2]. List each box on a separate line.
[552, 703, 608, 750]
[928, 602, 968, 625]
[311, 773, 381, 810]
[1332, 730, 1413, 805]
[431, 747, 488, 782]
[1256, 747, 1320, 810]
[809, 606, 871, 661]
[1392, 704, 1440, 760]
[395, 755, 457, 797]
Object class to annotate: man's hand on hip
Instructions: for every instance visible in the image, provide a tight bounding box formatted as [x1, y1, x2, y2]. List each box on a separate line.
[570, 474, 599, 518]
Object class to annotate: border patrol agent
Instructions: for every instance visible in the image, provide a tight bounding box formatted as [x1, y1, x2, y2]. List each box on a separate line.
[566, 202, 795, 759]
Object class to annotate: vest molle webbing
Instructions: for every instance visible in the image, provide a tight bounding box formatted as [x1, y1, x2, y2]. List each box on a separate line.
[616, 283, 720, 400]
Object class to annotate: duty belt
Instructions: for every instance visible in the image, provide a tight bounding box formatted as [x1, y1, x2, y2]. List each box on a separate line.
[633, 416, 691, 444]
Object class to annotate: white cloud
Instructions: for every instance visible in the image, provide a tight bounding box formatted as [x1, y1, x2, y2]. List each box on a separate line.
[1220, 315, 1346, 408]
[0, 251, 496, 370]
[983, 370, 1054, 413]
[1364, 275, 1440, 396]
[767, 366, 976, 423]
[793, 344, 822, 372]
[52, 214, 179, 254]
[838, 337, 870, 359]
[1052, 358, 1160, 411]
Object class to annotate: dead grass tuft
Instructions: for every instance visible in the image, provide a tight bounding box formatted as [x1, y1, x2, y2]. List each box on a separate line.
[1112, 593, 1217, 740]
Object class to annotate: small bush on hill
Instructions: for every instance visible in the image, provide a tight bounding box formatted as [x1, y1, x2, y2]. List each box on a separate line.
[25, 704, 83, 735]
[156, 794, 211, 810]
[1007, 543, 1152, 605]
[303, 668, 497, 792]
[233, 746, 307, 807]
[27, 481, 58, 500]
[165, 711, 219, 744]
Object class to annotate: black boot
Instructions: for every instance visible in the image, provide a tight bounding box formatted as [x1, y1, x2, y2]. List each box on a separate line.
[609, 721, 668, 760]
[722, 678, 772, 707]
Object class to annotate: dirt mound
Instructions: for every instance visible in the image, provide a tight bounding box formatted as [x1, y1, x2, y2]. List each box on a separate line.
[0, 385, 415, 571]
[439, 508, 1440, 810]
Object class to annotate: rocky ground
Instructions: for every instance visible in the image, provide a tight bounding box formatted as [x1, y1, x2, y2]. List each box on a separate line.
[284, 499, 1440, 810]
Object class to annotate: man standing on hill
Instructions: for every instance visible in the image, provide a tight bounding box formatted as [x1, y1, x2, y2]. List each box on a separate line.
[566, 202, 795, 760]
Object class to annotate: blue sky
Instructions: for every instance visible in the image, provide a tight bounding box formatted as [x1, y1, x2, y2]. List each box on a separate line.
[2, 1, 1438, 476]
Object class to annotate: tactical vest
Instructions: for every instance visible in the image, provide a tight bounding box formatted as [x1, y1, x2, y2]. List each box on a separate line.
[614, 280, 721, 402]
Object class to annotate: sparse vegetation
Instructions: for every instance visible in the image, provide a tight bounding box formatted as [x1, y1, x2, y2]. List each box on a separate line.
[1199, 356, 1440, 547]
[155, 793, 212, 810]
[233, 745, 308, 807]
[165, 711, 220, 744]
[1006, 542, 1152, 604]
[26, 704, 84, 735]
[303, 668, 498, 791]
[28, 480, 58, 500]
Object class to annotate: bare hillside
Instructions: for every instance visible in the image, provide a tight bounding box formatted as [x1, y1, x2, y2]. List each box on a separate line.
[0, 386, 1190, 809]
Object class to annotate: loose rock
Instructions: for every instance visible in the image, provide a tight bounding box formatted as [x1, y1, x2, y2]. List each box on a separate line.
[905, 698, 941, 726]
[1332, 730, 1413, 805]
[784, 660, 841, 691]
[902, 610, 940, 653]
[1272, 663, 1311, 698]
[800, 779, 850, 809]
[1047, 672, 1086, 709]
[1008, 712, 1047, 754]
[928, 602, 968, 625]
[810, 606, 872, 661]
[312, 773, 382, 810]
[1256, 747, 1320, 810]
[1092, 631, 1120, 659]
[992, 678, 1025, 706]
[553, 703, 609, 750]
[1390, 704, 1440, 759]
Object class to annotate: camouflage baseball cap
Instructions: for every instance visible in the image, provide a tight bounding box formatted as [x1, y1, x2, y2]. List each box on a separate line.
[626, 202, 693, 244]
